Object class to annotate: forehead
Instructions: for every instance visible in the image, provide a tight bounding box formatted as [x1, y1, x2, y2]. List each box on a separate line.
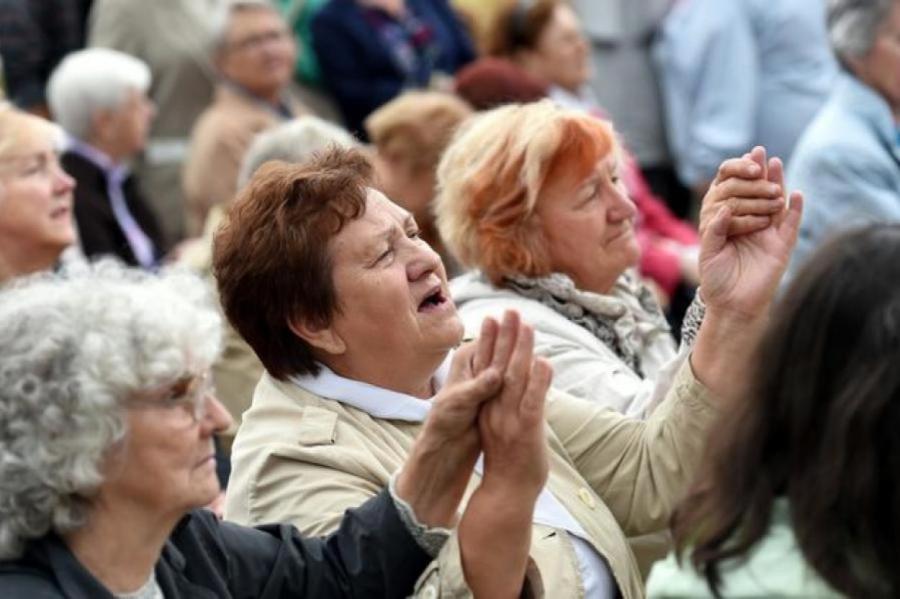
[330, 189, 408, 255]
[0, 118, 60, 161]
[227, 6, 283, 35]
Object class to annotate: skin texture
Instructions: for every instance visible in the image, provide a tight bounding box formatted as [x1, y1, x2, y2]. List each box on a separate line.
[515, 4, 590, 93]
[88, 88, 156, 162]
[537, 153, 641, 295]
[217, 7, 297, 104]
[0, 118, 76, 282]
[294, 188, 464, 398]
[850, 0, 900, 120]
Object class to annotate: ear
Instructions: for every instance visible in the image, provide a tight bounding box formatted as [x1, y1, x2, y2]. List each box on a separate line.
[287, 315, 347, 357]
[90, 109, 115, 143]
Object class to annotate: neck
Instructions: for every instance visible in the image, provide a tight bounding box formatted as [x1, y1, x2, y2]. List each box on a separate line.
[64, 497, 180, 594]
[84, 136, 126, 165]
[229, 80, 283, 107]
[0, 244, 59, 285]
[324, 351, 446, 399]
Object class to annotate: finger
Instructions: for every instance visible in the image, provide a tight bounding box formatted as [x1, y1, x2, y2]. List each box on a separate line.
[750, 146, 768, 179]
[490, 310, 520, 374]
[444, 367, 502, 410]
[520, 357, 552, 426]
[726, 215, 772, 236]
[723, 196, 785, 218]
[714, 157, 761, 183]
[778, 191, 804, 246]
[502, 323, 534, 411]
[714, 178, 782, 203]
[472, 317, 499, 374]
[767, 156, 785, 194]
[700, 205, 732, 262]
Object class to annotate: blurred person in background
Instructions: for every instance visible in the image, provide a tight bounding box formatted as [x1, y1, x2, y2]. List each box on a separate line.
[0, 0, 92, 117]
[180, 115, 358, 453]
[217, 142, 803, 598]
[89, 0, 224, 247]
[48, 48, 165, 269]
[483, 3, 703, 322]
[569, 0, 689, 218]
[184, 0, 307, 236]
[655, 0, 837, 203]
[311, 0, 476, 138]
[365, 90, 473, 275]
[0, 261, 546, 598]
[453, 56, 548, 110]
[787, 0, 900, 277]
[648, 224, 900, 598]
[0, 105, 75, 284]
[437, 101, 788, 417]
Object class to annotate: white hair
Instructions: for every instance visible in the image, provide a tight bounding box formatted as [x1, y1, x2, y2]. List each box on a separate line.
[46, 48, 151, 141]
[0, 260, 221, 559]
[210, 0, 281, 54]
[237, 115, 358, 187]
[828, 0, 894, 60]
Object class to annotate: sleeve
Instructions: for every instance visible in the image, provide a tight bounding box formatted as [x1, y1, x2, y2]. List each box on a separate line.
[217, 490, 434, 598]
[547, 358, 718, 536]
[310, 12, 403, 134]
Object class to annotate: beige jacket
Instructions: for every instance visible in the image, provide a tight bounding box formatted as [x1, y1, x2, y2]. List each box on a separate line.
[225, 361, 715, 598]
[182, 84, 306, 234]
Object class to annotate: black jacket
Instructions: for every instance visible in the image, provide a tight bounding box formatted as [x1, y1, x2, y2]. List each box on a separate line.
[0, 490, 430, 598]
[62, 150, 167, 266]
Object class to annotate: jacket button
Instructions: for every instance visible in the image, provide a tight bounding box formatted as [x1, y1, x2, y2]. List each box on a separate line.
[578, 487, 596, 509]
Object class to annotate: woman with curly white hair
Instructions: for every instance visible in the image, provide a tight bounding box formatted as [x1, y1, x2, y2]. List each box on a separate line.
[0, 261, 551, 598]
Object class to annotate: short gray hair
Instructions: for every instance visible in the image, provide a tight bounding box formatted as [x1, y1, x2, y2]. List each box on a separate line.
[210, 0, 281, 54]
[828, 0, 894, 59]
[237, 115, 358, 187]
[0, 261, 221, 559]
[46, 48, 151, 141]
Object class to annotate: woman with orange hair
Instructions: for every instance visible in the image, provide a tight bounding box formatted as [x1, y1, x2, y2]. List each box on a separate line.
[437, 100, 790, 417]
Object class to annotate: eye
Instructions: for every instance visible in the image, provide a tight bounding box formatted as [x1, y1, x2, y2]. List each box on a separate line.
[376, 246, 394, 264]
[407, 227, 421, 239]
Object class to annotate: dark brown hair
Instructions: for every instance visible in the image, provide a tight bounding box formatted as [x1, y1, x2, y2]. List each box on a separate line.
[212, 147, 371, 379]
[485, 0, 562, 57]
[673, 224, 900, 598]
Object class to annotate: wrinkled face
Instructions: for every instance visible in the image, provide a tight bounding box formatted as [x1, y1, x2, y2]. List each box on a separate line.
[101, 88, 155, 157]
[325, 189, 463, 373]
[537, 154, 639, 294]
[102, 371, 233, 517]
[0, 122, 76, 259]
[218, 8, 296, 98]
[853, 1, 900, 113]
[524, 5, 590, 92]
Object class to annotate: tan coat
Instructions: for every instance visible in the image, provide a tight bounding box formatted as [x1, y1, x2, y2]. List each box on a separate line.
[182, 85, 306, 234]
[225, 361, 715, 598]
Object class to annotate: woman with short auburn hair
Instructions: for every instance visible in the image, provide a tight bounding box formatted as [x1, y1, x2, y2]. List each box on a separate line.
[436, 100, 790, 417]
[215, 142, 803, 597]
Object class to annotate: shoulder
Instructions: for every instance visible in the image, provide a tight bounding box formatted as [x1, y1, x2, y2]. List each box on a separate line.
[0, 560, 64, 598]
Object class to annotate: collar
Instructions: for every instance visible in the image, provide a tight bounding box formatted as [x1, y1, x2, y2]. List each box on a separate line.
[837, 72, 900, 155]
[218, 80, 295, 120]
[290, 355, 453, 422]
[66, 138, 130, 183]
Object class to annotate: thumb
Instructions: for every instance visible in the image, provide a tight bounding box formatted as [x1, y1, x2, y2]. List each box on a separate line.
[700, 205, 732, 263]
[778, 191, 804, 248]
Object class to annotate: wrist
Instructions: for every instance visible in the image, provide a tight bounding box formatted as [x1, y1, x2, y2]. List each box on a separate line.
[395, 439, 472, 529]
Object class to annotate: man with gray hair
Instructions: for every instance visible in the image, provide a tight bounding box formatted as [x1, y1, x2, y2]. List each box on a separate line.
[47, 47, 166, 269]
[786, 0, 900, 276]
[183, 0, 307, 237]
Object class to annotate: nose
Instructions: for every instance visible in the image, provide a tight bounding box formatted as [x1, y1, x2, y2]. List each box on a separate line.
[609, 184, 637, 222]
[52, 164, 76, 195]
[202, 394, 234, 435]
[406, 238, 442, 282]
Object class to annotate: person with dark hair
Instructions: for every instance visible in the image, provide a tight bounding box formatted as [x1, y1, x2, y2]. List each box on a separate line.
[311, 0, 476, 138]
[216, 143, 803, 597]
[647, 224, 900, 597]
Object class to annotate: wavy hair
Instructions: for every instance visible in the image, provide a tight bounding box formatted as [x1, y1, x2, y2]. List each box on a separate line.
[0, 261, 221, 559]
[673, 224, 900, 598]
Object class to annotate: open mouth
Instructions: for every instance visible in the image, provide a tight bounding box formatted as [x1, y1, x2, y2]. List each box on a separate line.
[418, 287, 448, 313]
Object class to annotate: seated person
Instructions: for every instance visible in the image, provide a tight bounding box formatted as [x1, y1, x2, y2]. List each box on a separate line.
[0, 104, 76, 284]
[365, 90, 473, 275]
[47, 48, 165, 268]
[216, 144, 803, 597]
[0, 261, 547, 597]
[648, 224, 900, 597]
[787, 0, 900, 276]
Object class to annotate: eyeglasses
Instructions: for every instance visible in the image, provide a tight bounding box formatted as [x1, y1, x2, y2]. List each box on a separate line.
[127, 373, 216, 424]
[226, 28, 290, 53]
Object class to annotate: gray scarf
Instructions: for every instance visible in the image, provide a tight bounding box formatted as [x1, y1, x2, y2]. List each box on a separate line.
[504, 270, 670, 377]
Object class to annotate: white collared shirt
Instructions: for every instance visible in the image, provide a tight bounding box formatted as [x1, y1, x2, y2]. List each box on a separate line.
[291, 356, 617, 598]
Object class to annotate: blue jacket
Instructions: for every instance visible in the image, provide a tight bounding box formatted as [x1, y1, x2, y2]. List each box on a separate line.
[311, 0, 475, 137]
[787, 72, 900, 277]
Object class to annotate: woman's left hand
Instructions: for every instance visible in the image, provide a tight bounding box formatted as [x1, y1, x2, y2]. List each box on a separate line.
[699, 155, 804, 320]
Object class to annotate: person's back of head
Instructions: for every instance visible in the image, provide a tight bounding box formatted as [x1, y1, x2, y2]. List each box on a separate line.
[674, 224, 900, 598]
[454, 57, 548, 111]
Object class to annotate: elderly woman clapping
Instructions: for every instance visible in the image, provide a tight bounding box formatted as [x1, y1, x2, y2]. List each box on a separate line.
[219, 145, 802, 597]
[0, 262, 552, 597]
[437, 101, 787, 417]
[0, 105, 76, 284]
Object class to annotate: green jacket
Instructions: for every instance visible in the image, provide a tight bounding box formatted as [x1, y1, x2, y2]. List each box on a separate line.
[646, 500, 841, 598]
[275, 0, 328, 85]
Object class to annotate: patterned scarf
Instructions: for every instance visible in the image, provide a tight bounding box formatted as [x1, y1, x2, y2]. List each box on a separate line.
[504, 270, 670, 377]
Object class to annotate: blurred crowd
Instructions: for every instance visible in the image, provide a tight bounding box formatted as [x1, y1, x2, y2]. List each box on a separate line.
[0, 0, 898, 597]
